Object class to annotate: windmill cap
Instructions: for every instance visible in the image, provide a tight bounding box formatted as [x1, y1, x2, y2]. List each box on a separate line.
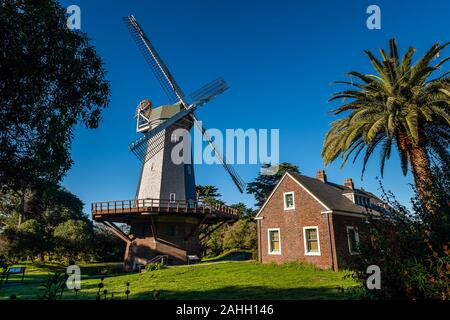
[148, 102, 183, 122]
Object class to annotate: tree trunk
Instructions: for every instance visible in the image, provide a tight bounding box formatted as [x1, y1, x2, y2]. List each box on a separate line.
[17, 192, 24, 227]
[408, 144, 436, 207]
[396, 129, 436, 208]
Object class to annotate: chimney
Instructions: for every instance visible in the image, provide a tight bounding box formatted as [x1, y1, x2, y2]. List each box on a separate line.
[316, 170, 327, 183]
[344, 178, 354, 190]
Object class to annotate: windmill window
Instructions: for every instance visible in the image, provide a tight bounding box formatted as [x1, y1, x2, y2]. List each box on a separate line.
[169, 193, 176, 203]
[171, 133, 179, 143]
[283, 192, 295, 210]
[303, 227, 321, 256]
[347, 226, 360, 255]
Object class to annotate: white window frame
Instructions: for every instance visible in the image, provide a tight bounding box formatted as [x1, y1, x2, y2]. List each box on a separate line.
[346, 226, 360, 255]
[303, 226, 321, 256]
[343, 193, 355, 203]
[169, 193, 176, 203]
[283, 192, 295, 210]
[267, 228, 281, 255]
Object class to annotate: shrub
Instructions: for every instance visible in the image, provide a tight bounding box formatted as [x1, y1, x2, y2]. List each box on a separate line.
[349, 166, 450, 299]
[223, 219, 257, 252]
[37, 271, 68, 300]
[146, 262, 166, 272]
[202, 219, 257, 258]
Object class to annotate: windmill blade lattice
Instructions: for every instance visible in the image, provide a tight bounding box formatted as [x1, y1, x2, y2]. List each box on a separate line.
[190, 114, 246, 193]
[189, 77, 229, 107]
[124, 15, 186, 104]
[129, 107, 196, 161]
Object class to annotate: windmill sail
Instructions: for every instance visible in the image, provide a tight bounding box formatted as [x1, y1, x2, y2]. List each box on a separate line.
[125, 15, 246, 193]
[191, 115, 246, 193]
[125, 15, 186, 104]
[189, 77, 229, 107]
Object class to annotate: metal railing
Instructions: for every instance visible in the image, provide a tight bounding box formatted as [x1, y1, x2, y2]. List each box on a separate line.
[147, 255, 169, 266]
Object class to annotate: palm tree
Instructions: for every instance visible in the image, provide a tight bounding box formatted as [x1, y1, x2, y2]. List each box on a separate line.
[322, 39, 449, 201]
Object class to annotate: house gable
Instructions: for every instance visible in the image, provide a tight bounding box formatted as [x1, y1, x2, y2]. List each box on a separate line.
[255, 172, 330, 219]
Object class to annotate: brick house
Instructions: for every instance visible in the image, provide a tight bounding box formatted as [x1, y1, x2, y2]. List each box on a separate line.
[255, 170, 385, 271]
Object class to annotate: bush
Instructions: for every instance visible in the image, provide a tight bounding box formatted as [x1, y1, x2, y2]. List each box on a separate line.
[349, 166, 450, 299]
[91, 224, 125, 262]
[223, 219, 257, 252]
[146, 262, 166, 272]
[202, 219, 257, 258]
[37, 271, 68, 300]
[201, 249, 254, 262]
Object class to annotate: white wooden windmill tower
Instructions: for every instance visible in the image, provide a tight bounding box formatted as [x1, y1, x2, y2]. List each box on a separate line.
[92, 15, 245, 271]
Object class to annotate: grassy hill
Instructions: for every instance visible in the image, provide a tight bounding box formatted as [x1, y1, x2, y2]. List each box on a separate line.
[0, 261, 358, 300]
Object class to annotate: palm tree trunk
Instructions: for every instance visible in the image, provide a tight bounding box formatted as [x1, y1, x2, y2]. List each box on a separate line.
[396, 130, 436, 206]
[408, 144, 435, 205]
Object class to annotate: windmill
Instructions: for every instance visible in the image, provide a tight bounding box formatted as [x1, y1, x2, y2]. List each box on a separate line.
[91, 15, 245, 271]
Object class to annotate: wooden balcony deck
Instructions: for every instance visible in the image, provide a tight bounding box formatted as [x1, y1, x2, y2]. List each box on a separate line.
[92, 198, 238, 223]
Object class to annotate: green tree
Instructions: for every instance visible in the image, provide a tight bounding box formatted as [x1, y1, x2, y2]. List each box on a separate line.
[201, 202, 257, 257]
[196, 185, 224, 205]
[246, 163, 300, 208]
[17, 219, 43, 261]
[0, 183, 89, 259]
[202, 228, 224, 257]
[0, 184, 123, 262]
[91, 224, 125, 262]
[322, 39, 449, 201]
[196, 185, 221, 200]
[0, 0, 110, 198]
[53, 220, 91, 261]
[230, 202, 256, 219]
[222, 219, 257, 252]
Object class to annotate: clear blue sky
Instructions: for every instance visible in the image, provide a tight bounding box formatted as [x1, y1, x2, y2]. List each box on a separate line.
[59, 0, 449, 213]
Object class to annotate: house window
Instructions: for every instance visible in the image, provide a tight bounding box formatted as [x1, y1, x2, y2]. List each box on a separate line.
[354, 195, 369, 206]
[283, 192, 295, 210]
[303, 226, 320, 256]
[267, 228, 281, 255]
[169, 193, 176, 203]
[347, 226, 360, 255]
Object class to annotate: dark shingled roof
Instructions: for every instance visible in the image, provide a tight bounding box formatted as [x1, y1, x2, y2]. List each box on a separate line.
[288, 172, 383, 215]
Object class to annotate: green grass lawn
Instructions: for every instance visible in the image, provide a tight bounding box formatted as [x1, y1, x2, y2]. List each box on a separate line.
[0, 261, 358, 300]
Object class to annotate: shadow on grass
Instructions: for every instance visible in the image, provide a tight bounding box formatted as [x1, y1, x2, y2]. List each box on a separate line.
[1, 286, 355, 301]
[131, 285, 353, 300]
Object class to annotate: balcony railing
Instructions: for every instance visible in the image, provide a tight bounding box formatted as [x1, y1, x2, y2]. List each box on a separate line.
[91, 198, 238, 217]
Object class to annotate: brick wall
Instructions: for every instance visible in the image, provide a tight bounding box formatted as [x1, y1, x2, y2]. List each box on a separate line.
[332, 214, 368, 269]
[258, 175, 334, 269]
